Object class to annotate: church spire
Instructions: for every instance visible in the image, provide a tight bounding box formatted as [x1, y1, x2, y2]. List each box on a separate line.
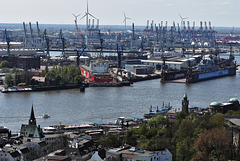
[29, 104, 36, 126]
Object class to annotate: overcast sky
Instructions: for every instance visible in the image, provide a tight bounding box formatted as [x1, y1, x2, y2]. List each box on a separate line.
[1, 0, 240, 27]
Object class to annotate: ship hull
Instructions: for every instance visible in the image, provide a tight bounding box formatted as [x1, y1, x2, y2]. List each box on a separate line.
[186, 66, 236, 83]
[160, 70, 187, 82]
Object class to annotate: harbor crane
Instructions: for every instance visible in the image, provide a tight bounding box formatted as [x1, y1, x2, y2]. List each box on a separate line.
[4, 29, 10, 55]
[43, 29, 50, 58]
[59, 29, 66, 58]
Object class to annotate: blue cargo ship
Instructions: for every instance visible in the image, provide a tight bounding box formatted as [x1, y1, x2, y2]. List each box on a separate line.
[186, 54, 236, 83]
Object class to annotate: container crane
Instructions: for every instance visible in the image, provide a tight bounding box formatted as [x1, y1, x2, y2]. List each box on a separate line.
[4, 29, 10, 55]
[23, 22, 28, 48]
[59, 29, 66, 58]
[44, 29, 50, 58]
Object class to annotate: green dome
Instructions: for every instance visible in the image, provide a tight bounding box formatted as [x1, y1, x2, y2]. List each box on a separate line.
[210, 102, 220, 106]
[183, 93, 187, 98]
[230, 98, 239, 102]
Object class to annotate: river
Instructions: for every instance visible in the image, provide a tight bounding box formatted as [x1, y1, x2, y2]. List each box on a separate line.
[0, 54, 240, 133]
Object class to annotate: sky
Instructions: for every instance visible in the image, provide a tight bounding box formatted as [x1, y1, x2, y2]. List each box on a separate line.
[1, 0, 240, 27]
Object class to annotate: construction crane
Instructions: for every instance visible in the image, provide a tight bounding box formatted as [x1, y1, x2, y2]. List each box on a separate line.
[4, 29, 10, 55]
[74, 20, 82, 45]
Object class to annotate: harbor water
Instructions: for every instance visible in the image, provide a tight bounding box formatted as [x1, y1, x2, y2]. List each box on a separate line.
[0, 54, 240, 133]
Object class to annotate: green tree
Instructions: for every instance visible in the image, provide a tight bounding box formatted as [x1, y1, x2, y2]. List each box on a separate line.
[138, 124, 148, 136]
[0, 60, 9, 68]
[124, 128, 138, 146]
[210, 113, 225, 127]
[4, 73, 13, 87]
[98, 134, 122, 149]
[176, 119, 194, 142]
[147, 115, 168, 129]
[1, 68, 10, 73]
[176, 137, 194, 161]
[176, 111, 187, 123]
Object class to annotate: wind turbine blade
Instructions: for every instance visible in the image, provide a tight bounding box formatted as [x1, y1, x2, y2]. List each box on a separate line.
[77, 14, 81, 17]
[89, 13, 97, 19]
[80, 14, 87, 20]
[87, 0, 89, 13]
[123, 19, 126, 23]
[72, 13, 76, 17]
[178, 13, 183, 20]
[126, 17, 131, 20]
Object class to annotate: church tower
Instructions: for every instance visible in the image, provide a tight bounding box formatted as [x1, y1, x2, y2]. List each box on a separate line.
[29, 104, 36, 126]
[182, 93, 189, 114]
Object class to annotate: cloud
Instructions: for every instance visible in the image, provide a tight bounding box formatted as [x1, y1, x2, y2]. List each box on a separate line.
[216, 10, 229, 16]
[165, 3, 174, 7]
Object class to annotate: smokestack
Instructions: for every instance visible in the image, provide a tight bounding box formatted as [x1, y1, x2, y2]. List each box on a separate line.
[209, 21, 212, 30]
[177, 23, 180, 31]
[200, 21, 203, 30]
[187, 21, 190, 30]
[92, 19, 94, 28]
[192, 21, 195, 30]
[151, 20, 154, 31]
[173, 21, 175, 28]
[146, 20, 149, 29]
[204, 21, 207, 30]
[161, 21, 163, 28]
[183, 21, 186, 30]
[88, 19, 91, 28]
[132, 23, 135, 40]
[165, 21, 168, 28]
[96, 19, 99, 29]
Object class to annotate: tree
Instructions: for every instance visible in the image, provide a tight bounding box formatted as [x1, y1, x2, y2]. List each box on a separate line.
[1, 68, 10, 73]
[176, 119, 194, 143]
[176, 111, 187, 123]
[176, 137, 194, 161]
[210, 113, 225, 127]
[124, 128, 138, 146]
[147, 115, 168, 129]
[4, 73, 13, 87]
[98, 134, 122, 149]
[192, 128, 231, 161]
[138, 124, 148, 136]
[0, 60, 9, 68]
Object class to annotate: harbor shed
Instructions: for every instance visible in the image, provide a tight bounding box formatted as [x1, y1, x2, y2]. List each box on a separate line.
[141, 59, 188, 70]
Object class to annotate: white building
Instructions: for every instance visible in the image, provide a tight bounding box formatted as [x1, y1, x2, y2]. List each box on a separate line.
[106, 147, 172, 161]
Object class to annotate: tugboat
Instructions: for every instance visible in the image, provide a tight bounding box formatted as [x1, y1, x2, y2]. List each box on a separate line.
[42, 113, 51, 119]
[144, 103, 172, 118]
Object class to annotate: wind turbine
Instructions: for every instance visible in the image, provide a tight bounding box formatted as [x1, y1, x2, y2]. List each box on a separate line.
[80, 0, 97, 30]
[178, 13, 187, 29]
[123, 12, 131, 32]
